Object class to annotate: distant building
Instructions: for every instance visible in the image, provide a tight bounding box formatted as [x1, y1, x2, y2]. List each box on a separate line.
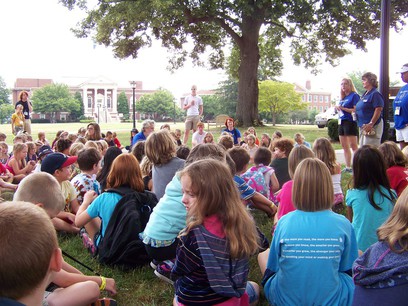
[11, 76, 156, 122]
[294, 80, 332, 113]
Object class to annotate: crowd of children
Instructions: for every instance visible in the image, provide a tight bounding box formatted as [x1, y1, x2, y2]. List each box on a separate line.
[2, 117, 408, 306]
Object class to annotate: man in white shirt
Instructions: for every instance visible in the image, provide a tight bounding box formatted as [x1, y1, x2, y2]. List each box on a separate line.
[183, 85, 203, 145]
[191, 122, 207, 147]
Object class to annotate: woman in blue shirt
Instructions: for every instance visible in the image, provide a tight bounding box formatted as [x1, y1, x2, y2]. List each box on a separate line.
[355, 72, 384, 147]
[222, 117, 241, 145]
[336, 78, 360, 171]
[393, 63, 408, 149]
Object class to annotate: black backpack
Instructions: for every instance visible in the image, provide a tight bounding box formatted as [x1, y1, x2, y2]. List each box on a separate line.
[97, 186, 158, 269]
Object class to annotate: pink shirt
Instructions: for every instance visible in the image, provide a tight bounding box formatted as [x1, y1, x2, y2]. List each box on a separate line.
[276, 180, 295, 220]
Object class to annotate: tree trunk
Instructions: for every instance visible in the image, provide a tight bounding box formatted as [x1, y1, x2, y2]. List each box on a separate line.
[236, 16, 262, 127]
[271, 107, 276, 126]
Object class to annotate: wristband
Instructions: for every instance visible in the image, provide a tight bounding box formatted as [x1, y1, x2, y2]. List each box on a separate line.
[99, 276, 107, 290]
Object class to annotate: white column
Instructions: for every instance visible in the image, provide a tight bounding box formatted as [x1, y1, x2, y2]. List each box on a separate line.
[112, 87, 118, 113]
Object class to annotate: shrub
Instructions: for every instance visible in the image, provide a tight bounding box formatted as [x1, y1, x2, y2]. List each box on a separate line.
[327, 119, 339, 141]
[31, 118, 51, 123]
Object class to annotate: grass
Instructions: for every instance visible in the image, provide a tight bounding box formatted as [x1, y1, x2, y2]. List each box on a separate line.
[0, 121, 348, 305]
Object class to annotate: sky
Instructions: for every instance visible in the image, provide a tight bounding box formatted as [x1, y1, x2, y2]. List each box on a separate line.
[1, 0, 407, 101]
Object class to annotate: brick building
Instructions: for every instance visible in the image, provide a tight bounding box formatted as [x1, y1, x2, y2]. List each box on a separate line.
[294, 80, 332, 112]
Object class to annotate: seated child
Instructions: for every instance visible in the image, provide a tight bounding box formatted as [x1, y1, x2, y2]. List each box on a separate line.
[6, 143, 36, 183]
[0, 162, 17, 191]
[41, 152, 81, 234]
[71, 148, 102, 204]
[112, 131, 124, 149]
[258, 158, 358, 306]
[0, 201, 61, 306]
[241, 147, 279, 201]
[352, 187, 408, 306]
[228, 146, 277, 217]
[0, 141, 9, 164]
[269, 138, 295, 189]
[172, 159, 260, 305]
[13, 172, 117, 305]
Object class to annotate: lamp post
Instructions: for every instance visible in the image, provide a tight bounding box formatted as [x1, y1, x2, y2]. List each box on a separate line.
[129, 81, 137, 129]
[96, 101, 101, 124]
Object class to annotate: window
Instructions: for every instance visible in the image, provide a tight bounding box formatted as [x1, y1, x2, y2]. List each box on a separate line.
[87, 96, 92, 108]
[107, 96, 112, 108]
[39, 113, 45, 119]
[314, 95, 318, 102]
[308, 95, 312, 102]
[319, 95, 323, 102]
[325, 96, 329, 102]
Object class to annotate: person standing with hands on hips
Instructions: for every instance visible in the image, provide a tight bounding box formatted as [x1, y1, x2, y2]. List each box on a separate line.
[355, 72, 384, 147]
[15, 90, 33, 135]
[336, 78, 360, 172]
[393, 63, 408, 149]
[183, 85, 203, 145]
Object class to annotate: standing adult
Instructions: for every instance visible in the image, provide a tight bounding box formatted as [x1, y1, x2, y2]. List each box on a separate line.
[15, 90, 33, 135]
[336, 78, 360, 172]
[394, 63, 408, 149]
[355, 72, 384, 147]
[222, 117, 241, 145]
[183, 85, 203, 145]
[132, 119, 155, 146]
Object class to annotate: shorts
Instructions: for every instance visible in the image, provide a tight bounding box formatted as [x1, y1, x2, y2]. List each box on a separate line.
[396, 125, 408, 142]
[185, 115, 201, 131]
[338, 120, 358, 136]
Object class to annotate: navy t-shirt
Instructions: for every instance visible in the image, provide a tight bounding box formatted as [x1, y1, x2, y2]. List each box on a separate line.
[355, 89, 384, 127]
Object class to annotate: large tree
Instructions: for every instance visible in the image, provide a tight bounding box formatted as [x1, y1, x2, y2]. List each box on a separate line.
[259, 80, 307, 126]
[61, 1, 408, 126]
[32, 83, 80, 122]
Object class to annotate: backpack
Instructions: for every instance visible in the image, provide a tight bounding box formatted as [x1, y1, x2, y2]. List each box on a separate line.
[97, 186, 158, 269]
[241, 165, 273, 200]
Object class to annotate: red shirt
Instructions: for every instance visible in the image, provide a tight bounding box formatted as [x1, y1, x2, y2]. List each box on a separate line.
[386, 165, 408, 196]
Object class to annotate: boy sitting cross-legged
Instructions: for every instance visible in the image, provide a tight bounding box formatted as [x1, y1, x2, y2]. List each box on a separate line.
[13, 172, 117, 306]
[41, 152, 81, 234]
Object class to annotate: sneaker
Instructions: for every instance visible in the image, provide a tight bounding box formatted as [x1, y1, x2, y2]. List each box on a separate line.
[150, 259, 160, 270]
[82, 231, 96, 256]
[154, 260, 175, 285]
[342, 167, 353, 173]
[90, 298, 117, 306]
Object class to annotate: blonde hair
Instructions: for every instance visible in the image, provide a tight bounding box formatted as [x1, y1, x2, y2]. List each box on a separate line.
[14, 172, 65, 213]
[179, 159, 259, 259]
[292, 158, 333, 211]
[140, 156, 153, 177]
[13, 143, 27, 167]
[204, 132, 214, 144]
[0, 201, 58, 300]
[69, 142, 85, 156]
[145, 130, 176, 165]
[288, 145, 315, 178]
[84, 140, 99, 151]
[340, 78, 358, 100]
[313, 137, 338, 175]
[377, 187, 408, 252]
[25, 141, 36, 153]
[106, 154, 144, 192]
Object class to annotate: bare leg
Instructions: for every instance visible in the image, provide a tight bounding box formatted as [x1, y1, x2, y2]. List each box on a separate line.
[47, 281, 100, 306]
[248, 281, 260, 306]
[183, 130, 190, 145]
[52, 217, 80, 234]
[339, 135, 351, 168]
[257, 248, 270, 275]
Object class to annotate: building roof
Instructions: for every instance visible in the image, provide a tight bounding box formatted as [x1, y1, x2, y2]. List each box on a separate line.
[14, 78, 53, 89]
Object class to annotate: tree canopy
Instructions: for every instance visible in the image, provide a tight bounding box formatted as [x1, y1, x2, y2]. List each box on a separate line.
[61, 0, 408, 126]
[137, 89, 176, 121]
[258, 80, 307, 126]
[117, 91, 130, 119]
[0, 76, 10, 106]
[32, 83, 80, 121]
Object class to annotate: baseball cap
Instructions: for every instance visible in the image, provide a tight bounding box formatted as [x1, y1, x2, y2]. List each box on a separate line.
[38, 145, 53, 159]
[41, 152, 77, 175]
[131, 128, 138, 133]
[399, 63, 408, 74]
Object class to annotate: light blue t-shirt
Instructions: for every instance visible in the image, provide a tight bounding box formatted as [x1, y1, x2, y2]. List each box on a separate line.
[346, 186, 395, 251]
[264, 210, 358, 306]
[393, 84, 408, 130]
[355, 88, 384, 127]
[86, 192, 122, 246]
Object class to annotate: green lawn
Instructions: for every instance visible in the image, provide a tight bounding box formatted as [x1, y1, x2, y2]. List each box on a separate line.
[0, 121, 349, 305]
[0, 121, 341, 151]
